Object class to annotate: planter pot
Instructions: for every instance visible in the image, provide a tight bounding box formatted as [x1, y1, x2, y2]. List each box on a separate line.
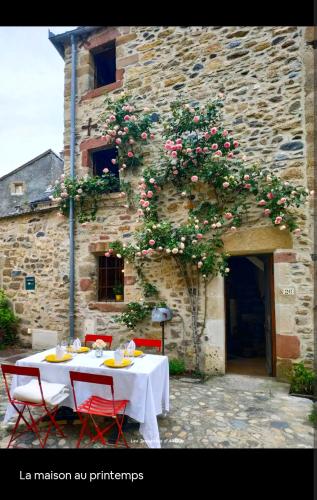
[115, 295, 123, 302]
[289, 392, 316, 402]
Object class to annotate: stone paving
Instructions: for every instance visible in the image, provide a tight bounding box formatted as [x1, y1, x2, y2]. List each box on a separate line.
[0, 350, 314, 449]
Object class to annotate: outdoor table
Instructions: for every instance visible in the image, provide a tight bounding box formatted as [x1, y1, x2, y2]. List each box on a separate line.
[3, 348, 170, 448]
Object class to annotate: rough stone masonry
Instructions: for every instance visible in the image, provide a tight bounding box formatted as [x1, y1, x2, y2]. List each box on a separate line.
[0, 26, 315, 379]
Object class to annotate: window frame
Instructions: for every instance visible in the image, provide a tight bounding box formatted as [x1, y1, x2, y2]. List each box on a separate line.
[98, 255, 124, 302]
[91, 40, 116, 90]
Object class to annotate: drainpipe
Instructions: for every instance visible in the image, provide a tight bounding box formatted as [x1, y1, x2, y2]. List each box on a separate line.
[69, 34, 77, 339]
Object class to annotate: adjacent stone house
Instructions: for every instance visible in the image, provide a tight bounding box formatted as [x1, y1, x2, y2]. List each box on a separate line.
[0, 26, 314, 380]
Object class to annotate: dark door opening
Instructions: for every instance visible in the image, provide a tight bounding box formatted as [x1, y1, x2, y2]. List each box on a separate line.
[225, 254, 275, 377]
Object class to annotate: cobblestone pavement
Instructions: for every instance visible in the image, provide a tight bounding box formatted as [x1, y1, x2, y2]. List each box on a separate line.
[0, 350, 314, 449]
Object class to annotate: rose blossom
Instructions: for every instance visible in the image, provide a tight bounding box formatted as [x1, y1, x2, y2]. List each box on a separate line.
[244, 174, 250, 181]
[191, 175, 199, 182]
[203, 220, 209, 225]
[197, 233, 203, 240]
[147, 191, 153, 198]
[233, 140, 239, 148]
[224, 212, 233, 220]
[124, 115, 130, 121]
[258, 199, 266, 206]
[171, 151, 178, 158]
[149, 178, 155, 184]
[244, 183, 251, 189]
[193, 116, 200, 123]
[294, 228, 301, 235]
[141, 132, 147, 139]
[142, 249, 148, 256]
[224, 141, 231, 149]
[227, 152, 234, 159]
[222, 129, 229, 137]
[173, 170, 179, 175]
[274, 216, 283, 225]
[267, 192, 274, 200]
[115, 138, 121, 145]
[127, 151, 134, 158]
[104, 252, 111, 257]
[263, 209, 271, 216]
[149, 239, 156, 246]
[210, 127, 217, 135]
[143, 201, 150, 208]
[111, 159, 117, 164]
[223, 182, 230, 188]
[211, 143, 218, 150]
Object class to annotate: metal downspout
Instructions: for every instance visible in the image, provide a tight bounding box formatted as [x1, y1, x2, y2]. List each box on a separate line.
[69, 34, 77, 339]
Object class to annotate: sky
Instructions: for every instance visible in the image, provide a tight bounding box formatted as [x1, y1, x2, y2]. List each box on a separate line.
[0, 26, 77, 178]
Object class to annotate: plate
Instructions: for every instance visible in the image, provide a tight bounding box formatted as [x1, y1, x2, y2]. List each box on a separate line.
[45, 353, 73, 363]
[104, 358, 133, 368]
[123, 350, 143, 357]
[67, 346, 90, 353]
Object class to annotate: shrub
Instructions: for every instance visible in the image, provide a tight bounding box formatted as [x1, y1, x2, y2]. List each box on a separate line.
[289, 362, 316, 395]
[309, 405, 317, 428]
[0, 289, 19, 346]
[169, 358, 186, 375]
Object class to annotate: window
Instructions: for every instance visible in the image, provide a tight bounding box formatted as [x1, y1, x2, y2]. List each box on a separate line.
[98, 256, 124, 301]
[92, 41, 116, 89]
[11, 182, 24, 195]
[91, 147, 120, 191]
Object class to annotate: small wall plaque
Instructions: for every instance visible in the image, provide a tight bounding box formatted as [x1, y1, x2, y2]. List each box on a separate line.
[280, 287, 295, 296]
[25, 276, 35, 291]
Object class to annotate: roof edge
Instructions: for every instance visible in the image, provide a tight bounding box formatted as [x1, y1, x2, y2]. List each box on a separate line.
[48, 27, 102, 59]
[0, 150, 63, 182]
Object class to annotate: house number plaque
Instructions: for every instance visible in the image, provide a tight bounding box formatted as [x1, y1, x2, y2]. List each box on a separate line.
[280, 287, 295, 295]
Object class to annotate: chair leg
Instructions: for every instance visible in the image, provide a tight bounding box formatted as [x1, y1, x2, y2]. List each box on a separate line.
[46, 407, 66, 438]
[77, 416, 89, 448]
[7, 406, 25, 448]
[115, 414, 129, 448]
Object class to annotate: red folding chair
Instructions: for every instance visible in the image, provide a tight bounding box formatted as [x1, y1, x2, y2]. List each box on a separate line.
[84, 334, 113, 348]
[1, 364, 66, 449]
[69, 371, 129, 448]
[133, 338, 162, 352]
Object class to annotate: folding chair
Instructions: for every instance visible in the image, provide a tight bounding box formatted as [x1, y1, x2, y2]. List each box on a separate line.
[84, 334, 113, 348]
[69, 371, 129, 448]
[133, 338, 162, 353]
[1, 364, 67, 448]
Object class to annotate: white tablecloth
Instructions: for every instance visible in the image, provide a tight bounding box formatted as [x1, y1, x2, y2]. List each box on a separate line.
[3, 348, 170, 448]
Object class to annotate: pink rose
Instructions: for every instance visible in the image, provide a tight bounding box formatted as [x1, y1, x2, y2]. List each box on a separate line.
[104, 252, 110, 257]
[187, 148, 192, 153]
[294, 228, 301, 235]
[258, 199, 266, 206]
[224, 212, 233, 220]
[173, 170, 179, 175]
[128, 151, 134, 158]
[244, 174, 250, 181]
[110, 115, 116, 121]
[211, 144, 218, 150]
[195, 147, 202, 153]
[142, 249, 148, 256]
[223, 182, 230, 188]
[191, 175, 198, 182]
[222, 129, 229, 137]
[267, 192, 274, 200]
[147, 191, 153, 198]
[204, 220, 209, 225]
[244, 183, 251, 189]
[233, 140, 239, 148]
[204, 133, 210, 140]
[115, 138, 121, 145]
[140, 192, 147, 199]
[149, 239, 156, 246]
[278, 197, 287, 204]
[227, 152, 234, 159]
[215, 150, 222, 156]
[203, 147, 209, 152]
[124, 127, 129, 132]
[197, 233, 203, 240]
[193, 116, 200, 122]
[224, 141, 231, 149]
[141, 132, 147, 139]
[150, 133, 155, 140]
[149, 178, 155, 184]
[171, 151, 177, 158]
[124, 115, 130, 121]
[137, 209, 144, 216]
[143, 201, 150, 208]
[274, 216, 283, 225]
[210, 127, 217, 135]
[103, 168, 109, 174]
[263, 209, 271, 216]
[111, 159, 116, 164]
[176, 138, 182, 144]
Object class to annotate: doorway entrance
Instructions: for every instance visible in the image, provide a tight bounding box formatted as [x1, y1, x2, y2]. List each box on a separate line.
[225, 254, 275, 377]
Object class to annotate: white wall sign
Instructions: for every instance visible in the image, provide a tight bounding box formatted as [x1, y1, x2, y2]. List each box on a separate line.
[280, 287, 295, 295]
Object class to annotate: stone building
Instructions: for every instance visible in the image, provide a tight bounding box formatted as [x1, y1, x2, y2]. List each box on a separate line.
[0, 150, 63, 217]
[0, 26, 314, 380]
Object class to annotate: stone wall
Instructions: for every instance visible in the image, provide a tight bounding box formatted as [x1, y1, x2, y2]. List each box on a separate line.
[0, 26, 313, 378]
[0, 208, 69, 345]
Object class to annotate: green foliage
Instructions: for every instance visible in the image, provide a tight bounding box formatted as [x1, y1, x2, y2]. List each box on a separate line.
[290, 362, 316, 395]
[0, 289, 19, 346]
[169, 358, 186, 375]
[113, 283, 124, 295]
[309, 405, 317, 427]
[113, 301, 153, 330]
[142, 282, 158, 298]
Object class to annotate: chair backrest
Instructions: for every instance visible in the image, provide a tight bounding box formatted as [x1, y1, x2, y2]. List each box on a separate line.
[69, 371, 114, 410]
[133, 338, 162, 352]
[1, 364, 44, 405]
[84, 334, 113, 348]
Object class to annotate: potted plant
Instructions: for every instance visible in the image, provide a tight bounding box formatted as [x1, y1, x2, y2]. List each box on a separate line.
[289, 362, 316, 401]
[113, 283, 124, 302]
